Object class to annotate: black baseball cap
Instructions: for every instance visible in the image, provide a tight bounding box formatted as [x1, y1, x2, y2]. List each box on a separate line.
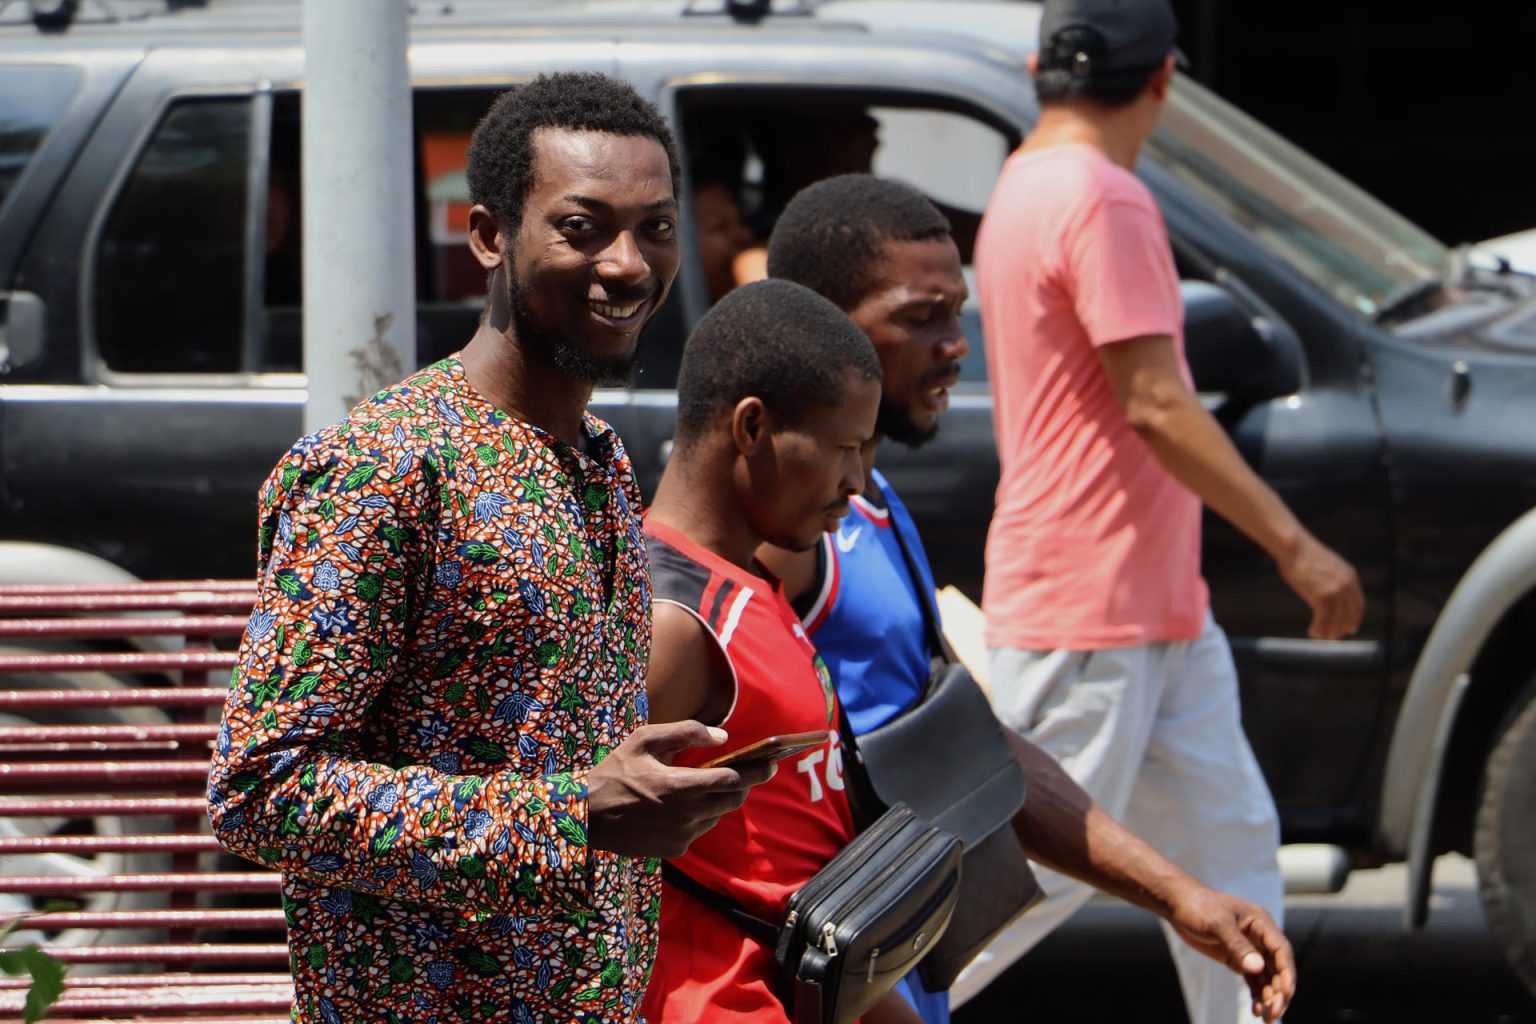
[1037, 0, 1188, 78]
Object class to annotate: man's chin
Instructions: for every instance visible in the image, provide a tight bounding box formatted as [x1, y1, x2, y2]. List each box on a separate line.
[550, 338, 639, 387]
[876, 405, 939, 449]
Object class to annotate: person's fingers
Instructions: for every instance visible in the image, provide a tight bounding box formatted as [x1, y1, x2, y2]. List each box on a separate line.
[1242, 914, 1296, 1021]
[1204, 911, 1263, 975]
[632, 719, 728, 759]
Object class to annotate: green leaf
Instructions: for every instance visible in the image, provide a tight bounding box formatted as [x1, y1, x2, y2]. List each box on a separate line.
[463, 948, 499, 976]
[291, 637, 313, 667]
[0, 945, 65, 1024]
[372, 824, 400, 854]
[388, 955, 414, 982]
[356, 573, 384, 602]
[343, 464, 380, 490]
[433, 651, 465, 680]
[318, 498, 336, 521]
[468, 739, 506, 765]
[289, 673, 323, 700]
[599, 958, 623, 988]
[550, 977, 575, 1000]
[555, 816, 588, 847]
[475, 444, 499, 466]
[274, 570, 302, 598]
[464, 542, 499, 564]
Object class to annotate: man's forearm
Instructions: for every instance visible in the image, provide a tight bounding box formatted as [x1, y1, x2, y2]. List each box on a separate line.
[1004, 730, 1194, 918]
[1131, 388, 1304, 564]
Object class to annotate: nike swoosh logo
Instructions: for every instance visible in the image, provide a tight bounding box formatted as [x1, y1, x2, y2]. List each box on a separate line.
[835, 526, 862, 553]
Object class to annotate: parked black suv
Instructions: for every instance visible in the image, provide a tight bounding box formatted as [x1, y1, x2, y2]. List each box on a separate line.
[3, 0, 1536, 999]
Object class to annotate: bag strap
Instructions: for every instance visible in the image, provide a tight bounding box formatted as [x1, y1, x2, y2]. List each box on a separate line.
[867, 476, 957, 666]
[659, 862, 780, 946]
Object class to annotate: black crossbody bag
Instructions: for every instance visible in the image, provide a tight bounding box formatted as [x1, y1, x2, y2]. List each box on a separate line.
[663, 800, 963, 1024]
[850, 484, 1044, 991]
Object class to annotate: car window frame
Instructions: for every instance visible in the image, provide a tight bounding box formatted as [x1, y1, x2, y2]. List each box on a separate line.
[82, 81, 291, 389]
[659, 73, 1022, 394]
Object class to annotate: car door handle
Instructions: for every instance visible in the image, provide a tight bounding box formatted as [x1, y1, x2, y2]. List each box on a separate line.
[0, 291, 46, 374]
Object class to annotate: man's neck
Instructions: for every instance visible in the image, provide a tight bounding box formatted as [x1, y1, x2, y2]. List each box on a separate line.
[1024, 104, 1149, 171]
[649, 457, 764, 573]
[459, 323, 594, 447]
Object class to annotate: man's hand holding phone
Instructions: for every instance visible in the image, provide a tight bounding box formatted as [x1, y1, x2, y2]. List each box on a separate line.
[701, 729, 830, 769]
[588, 720, 779, 858]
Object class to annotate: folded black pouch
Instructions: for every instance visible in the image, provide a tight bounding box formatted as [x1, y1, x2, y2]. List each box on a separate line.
[847, 487, 1044, 992]
[663, 802, 963, 1024]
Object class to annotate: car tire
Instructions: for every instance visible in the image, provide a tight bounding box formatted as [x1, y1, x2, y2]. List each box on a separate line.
[1474, 674, 1536, 998]
[0, 649, 172, 954]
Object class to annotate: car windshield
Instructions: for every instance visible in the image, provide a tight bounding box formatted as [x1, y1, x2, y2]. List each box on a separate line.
[1146, 76, 1449, 317]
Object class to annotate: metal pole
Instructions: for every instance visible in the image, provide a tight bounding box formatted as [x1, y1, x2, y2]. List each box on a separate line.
[301, 0, 415, 434]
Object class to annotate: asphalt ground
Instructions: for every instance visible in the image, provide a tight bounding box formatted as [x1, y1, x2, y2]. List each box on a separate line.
[954, 855, 1536, 1024]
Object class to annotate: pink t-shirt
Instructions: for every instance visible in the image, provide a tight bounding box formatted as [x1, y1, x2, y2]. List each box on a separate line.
[976, 142, 1207, 650]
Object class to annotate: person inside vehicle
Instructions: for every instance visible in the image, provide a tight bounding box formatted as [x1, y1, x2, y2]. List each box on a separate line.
[759, 172, 1295, 1024]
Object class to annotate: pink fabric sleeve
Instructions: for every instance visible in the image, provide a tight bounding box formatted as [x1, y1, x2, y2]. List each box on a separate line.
[1066, 197, 1181, 348]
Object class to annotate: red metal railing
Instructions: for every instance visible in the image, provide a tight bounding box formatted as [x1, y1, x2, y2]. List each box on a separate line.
[0, 581, 292, 1023]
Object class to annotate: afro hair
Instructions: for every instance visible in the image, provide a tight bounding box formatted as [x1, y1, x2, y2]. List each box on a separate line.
[766, 174, 951, 311]
[675, 278, 881, 445]
[466, 72, 682, 234]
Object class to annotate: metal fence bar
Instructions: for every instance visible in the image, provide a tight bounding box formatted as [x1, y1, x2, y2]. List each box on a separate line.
[0, 689, 228, 709]
[0, 615, 249, 640]
[0, 760, 217, 786]
[0, 582, 256, 597]
[0, 974, 291, 991]
[0, 593, 255, 616]
[0, 909, 285, 931]
[0, 992, 293, 1014]
[0, 650, 238, 674]
[0, 834, 223, 854]
[0, 797, 209, 816]
[36, 944, 290, 965]
[0, 874, 278, 895]
[0, 723, 219, 743]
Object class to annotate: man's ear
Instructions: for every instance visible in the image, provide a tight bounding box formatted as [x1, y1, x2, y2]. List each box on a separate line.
[1148, 54, 1176, 101]
[1026, 51, 1039, 76]
[730, 397, 769, 456]
[468, 204, 506, 272]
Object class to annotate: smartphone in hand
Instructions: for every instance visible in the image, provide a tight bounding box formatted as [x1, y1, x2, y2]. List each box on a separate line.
[701, 730, 830, 769]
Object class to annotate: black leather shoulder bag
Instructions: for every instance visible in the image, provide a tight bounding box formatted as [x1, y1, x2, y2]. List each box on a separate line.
[851, 488, 1043, 991]
[663, 801, 962, 1024]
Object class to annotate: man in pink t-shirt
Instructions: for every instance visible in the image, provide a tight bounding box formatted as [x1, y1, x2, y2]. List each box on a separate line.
[965, 1, 1364, 1021]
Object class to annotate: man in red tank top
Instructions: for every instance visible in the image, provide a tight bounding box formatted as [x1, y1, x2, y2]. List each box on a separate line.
[638, 279, 922, 1024]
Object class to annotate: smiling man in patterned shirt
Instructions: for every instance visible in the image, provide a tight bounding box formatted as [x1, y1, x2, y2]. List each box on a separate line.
[208, 72, 770, 1024]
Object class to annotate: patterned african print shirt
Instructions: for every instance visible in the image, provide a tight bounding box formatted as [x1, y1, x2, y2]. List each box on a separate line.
[207, 356, 657, 1024]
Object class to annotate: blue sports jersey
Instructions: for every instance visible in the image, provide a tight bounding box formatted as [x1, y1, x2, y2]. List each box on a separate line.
[800, 467, 950, 1024]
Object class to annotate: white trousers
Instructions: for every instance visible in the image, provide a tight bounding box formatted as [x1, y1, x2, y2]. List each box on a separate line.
[954, 613, 1283, 1023]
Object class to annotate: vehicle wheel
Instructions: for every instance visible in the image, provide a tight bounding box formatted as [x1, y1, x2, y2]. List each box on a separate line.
[1474, 674, 1536, 998]
[0, 650, 171, 953]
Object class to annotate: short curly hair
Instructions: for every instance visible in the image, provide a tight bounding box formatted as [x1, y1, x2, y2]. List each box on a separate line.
[466, 72, 682, 233]
[675, 279, 881, 446]
[766, 174, 951, 311]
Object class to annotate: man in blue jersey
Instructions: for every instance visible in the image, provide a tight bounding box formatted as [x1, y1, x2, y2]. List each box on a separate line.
[757, 174, 1293, 1024]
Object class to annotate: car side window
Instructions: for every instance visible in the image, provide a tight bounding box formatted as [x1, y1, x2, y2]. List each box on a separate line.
[0, 65, 81, 213]
[95, 97, 251, 374]
[670, 88, 1014, 389]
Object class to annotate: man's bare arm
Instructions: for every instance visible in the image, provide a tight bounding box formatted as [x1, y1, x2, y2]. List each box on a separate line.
[1005, 730, 1294, 1022]
[1097, 334, 1363, 640]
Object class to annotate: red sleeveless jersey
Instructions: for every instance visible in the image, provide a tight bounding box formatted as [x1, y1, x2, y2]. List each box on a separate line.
[641, 520, 855, 1024]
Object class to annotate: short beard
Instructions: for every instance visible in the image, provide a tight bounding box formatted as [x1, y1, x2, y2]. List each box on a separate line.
[875, 399, 938, 449]
[506, 266, 637, 387]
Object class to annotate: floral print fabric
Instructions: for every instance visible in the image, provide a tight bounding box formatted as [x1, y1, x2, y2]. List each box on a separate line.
[208, 357, 657, 1023]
